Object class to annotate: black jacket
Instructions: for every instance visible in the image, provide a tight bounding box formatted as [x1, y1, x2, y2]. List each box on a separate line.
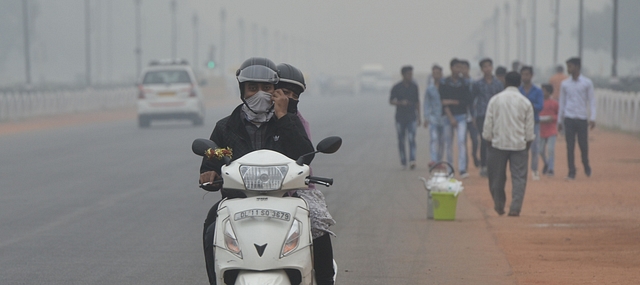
[200, 104, 315, 198]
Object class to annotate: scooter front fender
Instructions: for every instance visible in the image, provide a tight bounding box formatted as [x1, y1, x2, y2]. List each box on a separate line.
[234, 270, 291, 285]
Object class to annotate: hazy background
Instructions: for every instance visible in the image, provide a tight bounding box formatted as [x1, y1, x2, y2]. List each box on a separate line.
[1, 0, 638, 88]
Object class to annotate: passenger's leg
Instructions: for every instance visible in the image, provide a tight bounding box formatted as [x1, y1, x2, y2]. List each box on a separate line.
[313, 233, 335, 285]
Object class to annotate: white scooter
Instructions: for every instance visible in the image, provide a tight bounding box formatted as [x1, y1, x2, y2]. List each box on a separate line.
[192, 136, 342, 285]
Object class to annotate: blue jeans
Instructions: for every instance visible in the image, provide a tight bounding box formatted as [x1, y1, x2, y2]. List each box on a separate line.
[395, 120, 417, 166]
[429, 123, 445, 164]
[530, 123, 540, 172]
[443, 114, 467, 173]
[539, 135, 556, 173]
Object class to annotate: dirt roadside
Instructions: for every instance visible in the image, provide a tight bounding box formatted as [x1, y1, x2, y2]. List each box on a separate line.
[462, 128, 640, 284]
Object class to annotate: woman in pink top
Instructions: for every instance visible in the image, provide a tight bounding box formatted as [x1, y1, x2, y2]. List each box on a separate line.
[539, 84, 559, 176]
[276, 63, 336, 285]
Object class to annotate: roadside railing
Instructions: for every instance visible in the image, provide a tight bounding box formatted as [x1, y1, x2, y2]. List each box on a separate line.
[0, 88, 136, 122]
[596, 88, 640, 133]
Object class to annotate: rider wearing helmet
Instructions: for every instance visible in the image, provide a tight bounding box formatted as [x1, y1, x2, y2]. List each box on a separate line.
[276, 63, 336, 285]
[199, 57, 314, 285]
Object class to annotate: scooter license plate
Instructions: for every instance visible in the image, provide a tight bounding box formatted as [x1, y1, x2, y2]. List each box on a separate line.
[234, 209, 291, 221]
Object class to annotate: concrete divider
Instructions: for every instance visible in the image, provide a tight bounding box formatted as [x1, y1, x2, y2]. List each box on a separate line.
[0, 88, 136, 122]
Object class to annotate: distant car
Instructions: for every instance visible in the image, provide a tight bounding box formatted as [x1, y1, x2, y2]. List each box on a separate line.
[356, 64, 392, 95]
[137, 59, 205, 128]
[324, 77, 356, 96]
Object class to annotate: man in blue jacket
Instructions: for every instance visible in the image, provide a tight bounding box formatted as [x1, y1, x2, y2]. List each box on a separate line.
[519, 66, 544, 180]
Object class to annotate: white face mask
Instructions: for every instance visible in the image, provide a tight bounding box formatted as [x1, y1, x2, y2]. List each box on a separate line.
[242, 91, 274, 123]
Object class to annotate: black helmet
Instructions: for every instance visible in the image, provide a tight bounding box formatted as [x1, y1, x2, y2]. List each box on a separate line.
[276, 63, 306, 96]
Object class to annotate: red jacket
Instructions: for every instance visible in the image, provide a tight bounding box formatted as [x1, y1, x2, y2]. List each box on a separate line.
[539, 99, 559, 138]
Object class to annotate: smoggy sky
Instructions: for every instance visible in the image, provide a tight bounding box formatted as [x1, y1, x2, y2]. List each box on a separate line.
[2, 0, 633, 87]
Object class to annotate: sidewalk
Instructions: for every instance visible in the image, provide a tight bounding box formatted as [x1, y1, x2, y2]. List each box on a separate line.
[462, 128, 640, 284]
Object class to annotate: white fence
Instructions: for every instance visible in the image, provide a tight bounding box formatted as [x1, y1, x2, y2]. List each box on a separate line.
[596, 88, 640, 132]
[0, 88, 136, 122]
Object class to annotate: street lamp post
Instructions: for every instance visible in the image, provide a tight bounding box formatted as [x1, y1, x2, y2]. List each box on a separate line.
[171, 0, 177, 59]
[134, 0, 142, 78]
[85, 0, 91, 86]
[22, 0, 32, 86]
[612, 0, 618, 78]
[193, 13, 198, 73]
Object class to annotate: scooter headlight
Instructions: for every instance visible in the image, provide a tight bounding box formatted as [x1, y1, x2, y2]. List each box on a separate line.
[224, 220, 242, 258]
[281, 219, 301, 257]
[239, 165, 288, 191]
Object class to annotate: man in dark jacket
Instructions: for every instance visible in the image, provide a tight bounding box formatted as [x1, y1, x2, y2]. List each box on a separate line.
[440, 58, 473, 178]
[199, 57, 314, 285]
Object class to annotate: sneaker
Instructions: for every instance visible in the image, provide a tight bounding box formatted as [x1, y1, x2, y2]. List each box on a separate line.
[409, 161, 416, 170]
[565, 175, 575, 181]
[507, 211, 520, 217]
[479, 167, 488, 178]
[459, 171, 469, 179]
[532, 171, 540, 181]
[546, 170, 554, 177]
[495, 207, 505, 216]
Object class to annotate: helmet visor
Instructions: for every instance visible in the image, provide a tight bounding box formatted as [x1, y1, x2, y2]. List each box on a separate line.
[237, 65, 279, 84]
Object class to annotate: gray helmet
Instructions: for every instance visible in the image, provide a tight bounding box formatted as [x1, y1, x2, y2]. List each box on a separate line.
[276, 63, 306, 96]
[236, 57, 279, 97]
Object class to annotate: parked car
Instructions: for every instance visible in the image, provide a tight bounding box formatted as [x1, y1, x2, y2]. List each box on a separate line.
[137, 59, 205, 128]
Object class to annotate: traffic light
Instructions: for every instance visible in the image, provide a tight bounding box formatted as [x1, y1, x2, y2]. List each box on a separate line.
[207, 60, 216, 69]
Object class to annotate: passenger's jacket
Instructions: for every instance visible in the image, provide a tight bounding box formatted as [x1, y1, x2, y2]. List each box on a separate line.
[200, 104, 315, 198]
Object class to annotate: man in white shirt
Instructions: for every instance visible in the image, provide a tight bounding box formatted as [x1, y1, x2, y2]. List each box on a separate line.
[558, 57, 596, 180]
[483, 71, 535, 217]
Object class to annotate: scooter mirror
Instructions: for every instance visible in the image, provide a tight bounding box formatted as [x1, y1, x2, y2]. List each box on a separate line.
[316, 136, 342, 154]
[192, 138, 219, 157]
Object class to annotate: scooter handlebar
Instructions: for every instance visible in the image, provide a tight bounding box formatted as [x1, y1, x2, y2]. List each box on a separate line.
[306, 176, 333, 187]
[199, 179, 224, 191]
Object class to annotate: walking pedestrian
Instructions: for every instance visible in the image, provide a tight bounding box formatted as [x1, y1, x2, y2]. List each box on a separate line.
[390, 65, 420, 170]
[440, 58, 473, 178]
[460, 59, 480, 169]
[495, 66, 507, 87]
[539, 84, 559, 176]
[558, 57, 596, 180]
[549, 65, 568, 101]
[424, 64, 445, 167]
[471, 58, 504, 177]
[483, 71, 535, 217]
[518, 66, 544, 180]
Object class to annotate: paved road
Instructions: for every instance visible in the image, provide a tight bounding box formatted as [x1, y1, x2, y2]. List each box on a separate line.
[0, 93, 516, 284]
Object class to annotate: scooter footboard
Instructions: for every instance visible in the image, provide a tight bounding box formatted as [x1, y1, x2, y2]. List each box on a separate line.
[235, 270, 291, 285]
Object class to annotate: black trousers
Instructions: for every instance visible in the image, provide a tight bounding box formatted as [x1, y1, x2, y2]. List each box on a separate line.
[203, 200, 335, 285]
[476, 116, 489, 167]
[564, 117, 590, 177]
